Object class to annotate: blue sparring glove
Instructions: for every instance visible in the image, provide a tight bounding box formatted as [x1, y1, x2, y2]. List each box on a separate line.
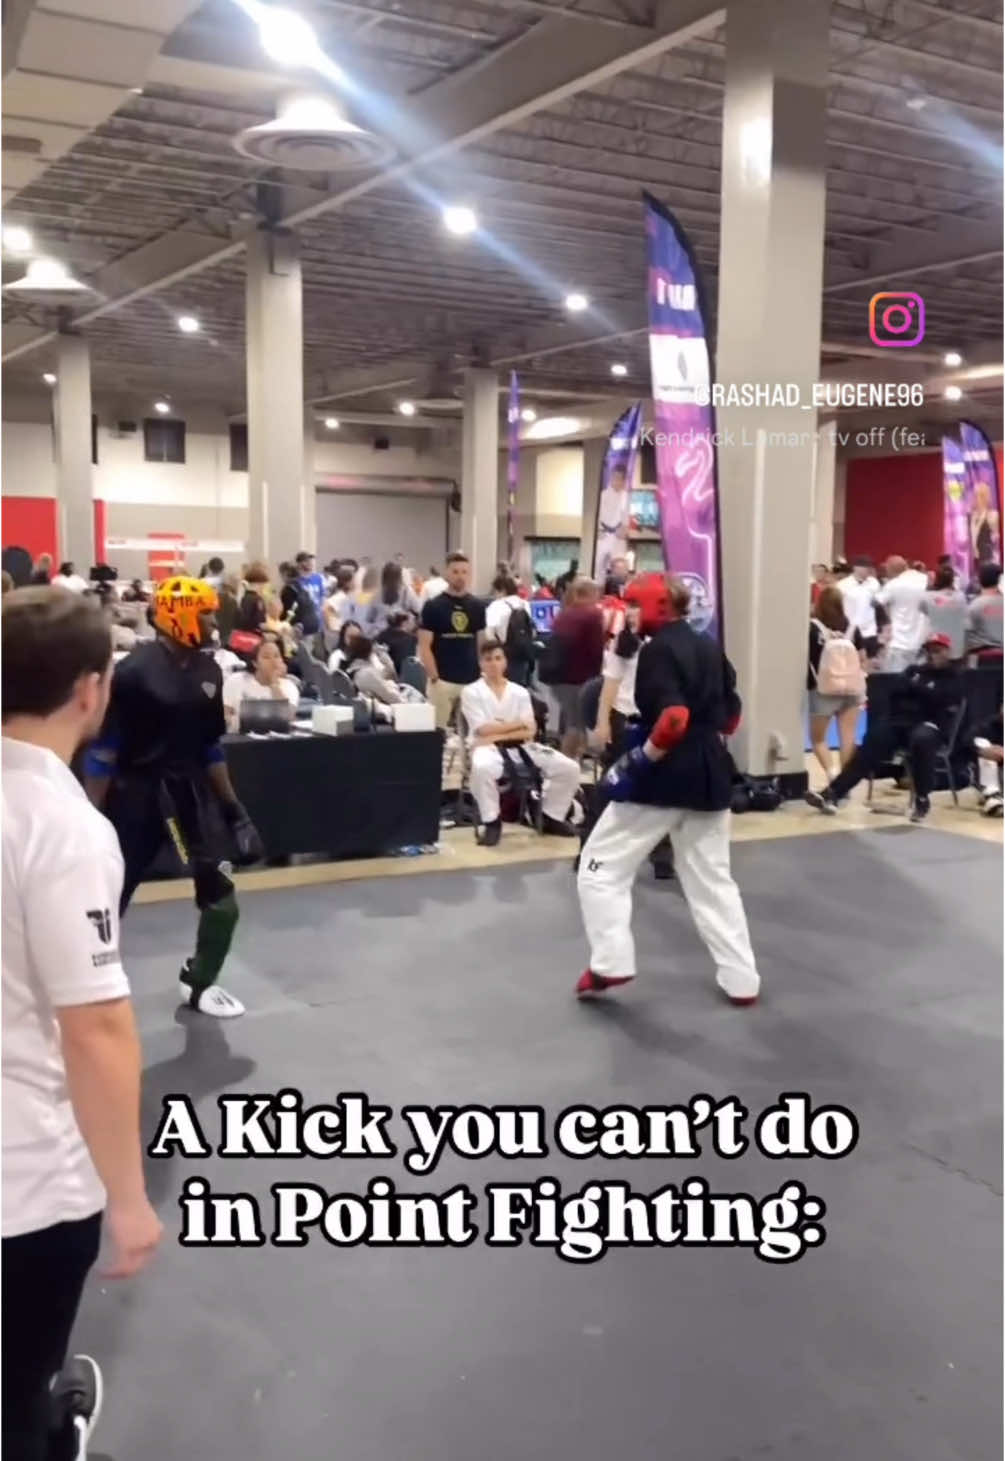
[602, 744, 653, 803]
[221, 799, 265, 866]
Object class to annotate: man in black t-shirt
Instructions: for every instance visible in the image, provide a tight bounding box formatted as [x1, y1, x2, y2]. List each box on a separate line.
[418, 552, 486, 728]
[83, 577, 263, 1018]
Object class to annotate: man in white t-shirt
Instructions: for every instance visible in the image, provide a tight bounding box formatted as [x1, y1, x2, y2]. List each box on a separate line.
[837, 557, 879, 659]
[876, 555, 928, 671]
[51, 561, 89, 594]
[2, 587, 162, 1460]
[461, 641, 580, 846]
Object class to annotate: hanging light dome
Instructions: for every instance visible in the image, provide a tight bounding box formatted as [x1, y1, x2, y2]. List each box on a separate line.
[234, 92, 393, 172]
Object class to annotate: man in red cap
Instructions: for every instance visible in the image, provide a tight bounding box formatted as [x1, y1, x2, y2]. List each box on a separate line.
[806, 631, 966, 823]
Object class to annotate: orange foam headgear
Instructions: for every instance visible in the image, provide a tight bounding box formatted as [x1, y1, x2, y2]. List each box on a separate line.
[623, 572, 671, 635]
[153, 576, 219, 648]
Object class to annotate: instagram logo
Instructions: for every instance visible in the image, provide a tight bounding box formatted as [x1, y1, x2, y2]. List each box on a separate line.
[869, 291, 925, 348]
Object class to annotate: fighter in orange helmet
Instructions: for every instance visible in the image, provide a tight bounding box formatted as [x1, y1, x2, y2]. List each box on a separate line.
[83, 576, 262, 1017]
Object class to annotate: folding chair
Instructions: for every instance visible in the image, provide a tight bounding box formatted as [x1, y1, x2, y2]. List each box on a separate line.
[400, 656, 428, 696]
[936, 697, 968, 806]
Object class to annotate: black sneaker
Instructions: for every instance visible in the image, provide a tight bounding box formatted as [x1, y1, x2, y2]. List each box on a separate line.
[804, 789, 837, 816]
[51, 1354, 103, 1454]
[541, 814, 576, 838]
[909, 796, 930, 823]
[479, 819, 502, 847]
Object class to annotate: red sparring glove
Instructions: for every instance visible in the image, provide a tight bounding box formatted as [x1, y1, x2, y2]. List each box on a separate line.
[649, 705, 690, 751]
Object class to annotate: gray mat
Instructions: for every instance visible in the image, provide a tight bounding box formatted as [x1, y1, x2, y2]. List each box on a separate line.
[81, 829, 1002, 1461]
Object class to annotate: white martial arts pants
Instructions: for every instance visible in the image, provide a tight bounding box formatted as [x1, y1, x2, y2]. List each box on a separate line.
[469, 743, 580, 823]
[577, 802, 760, 1000]
[977, 754, 1001, 794]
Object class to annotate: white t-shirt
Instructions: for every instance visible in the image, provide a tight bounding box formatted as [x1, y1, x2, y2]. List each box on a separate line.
[460, 677, 535, 745]
[838, 574, 879, 640]
[2, 739, 129, 1238]
[420, 576, 448, 606]
[324, 589, 350, 628]
[485, 594, 525, 644]
[223, 672, 300, 727]
[877, 569, 928, 652]
[602, 646, 639, 717]
[51, 573, 89, 593]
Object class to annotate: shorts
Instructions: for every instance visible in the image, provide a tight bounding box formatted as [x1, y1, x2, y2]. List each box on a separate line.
[808, 688, 861, 718]
[553, 683, 587, 732]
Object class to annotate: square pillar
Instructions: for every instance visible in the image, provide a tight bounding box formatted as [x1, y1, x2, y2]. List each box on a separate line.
[54, 333, 93, 571]
[246, 229, 307, 564]
[460, 368, 499, 592]
[716, 0, 829, 780]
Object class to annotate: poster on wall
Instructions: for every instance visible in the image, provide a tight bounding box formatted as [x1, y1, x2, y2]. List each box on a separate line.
[592, 401, 642, 580]
[942, 423, 1002, 586]
[644, 190, 722, 639]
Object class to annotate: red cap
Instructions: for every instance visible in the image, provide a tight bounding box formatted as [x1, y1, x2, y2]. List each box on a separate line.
[925, 632, 952, 649]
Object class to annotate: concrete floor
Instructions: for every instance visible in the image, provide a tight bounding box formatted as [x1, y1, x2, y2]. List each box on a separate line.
[82, 826, 1001, 1461]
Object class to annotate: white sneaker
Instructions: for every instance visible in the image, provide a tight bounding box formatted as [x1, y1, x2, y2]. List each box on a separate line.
[178, 982, 246, 1018]
[982, 792, 1003, 818]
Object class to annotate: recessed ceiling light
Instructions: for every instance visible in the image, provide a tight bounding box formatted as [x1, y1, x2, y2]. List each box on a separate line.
[524, 415, 584, 440]
[906, 96, 927, 111]
[944, 385, 963, 401]
[2, 225, 33, 255]
[324, 416, 340, 429]
[397, 400, 417, 416]
[442, 204, 478, 237]
[943, 350, 962, 367]
[258, 6, 323, 68]
[610, 362, 628, 377]
[154, 399, 171, 414]
[42, 372, 57, 386]
[564, 291, 589, 313]
[520, 407, 537, 423]
[177, 314, 200, 334]
[3, 257, 86, 294]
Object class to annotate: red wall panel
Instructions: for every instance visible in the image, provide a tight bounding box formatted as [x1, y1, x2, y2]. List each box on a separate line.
[2, 497, 59, 563]
[844, 452, 944, 566]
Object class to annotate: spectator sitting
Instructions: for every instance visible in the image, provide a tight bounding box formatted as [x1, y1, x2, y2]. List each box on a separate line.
[328, 619, 363, 672]
[341, 635, 411, 706]
[806, 632, 966, 823]
[965, 562, 1003, 655]
[120, 578, 149, 604]
[52, 561, 89, 593]
[461, 641, 579, 846]
[376, 609, 417, 675]
[222, 637, 300, 731]
[323, 564, 356, 635]
[921, 563, 968, 660]
[549, 577, 605, 758]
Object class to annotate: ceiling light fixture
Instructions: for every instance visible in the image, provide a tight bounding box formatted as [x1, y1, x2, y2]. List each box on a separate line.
[3, 257, 87, 295]
[564, 291, 589, 313]
[324, 416, 340, 429]
[42, 372, 57, 386]
[442, 204, 478, 237]
[944, 385, 963, 401]
[943, 350, 963, 367]
[520, 407, 537, 423]
[177, 314, 200, 334]
[906, 96, 927, 111]
[397, 400, 417, 417]
[610, 362, 628, 377]
[2, 225, 33, 255]
[524, 415, 584, 441]
[154, 399, 171, 415]
[256, 5, 325, 68]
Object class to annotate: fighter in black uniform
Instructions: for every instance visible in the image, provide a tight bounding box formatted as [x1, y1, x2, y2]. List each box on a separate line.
[576, 575, 759, 1005]
[84, 577, 262, 1017]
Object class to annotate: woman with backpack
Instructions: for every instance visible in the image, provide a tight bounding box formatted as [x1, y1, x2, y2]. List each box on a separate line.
[808, 586, 866, 780]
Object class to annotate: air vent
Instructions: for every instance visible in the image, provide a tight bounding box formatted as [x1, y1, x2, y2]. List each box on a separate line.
[234, 92, 393, 173]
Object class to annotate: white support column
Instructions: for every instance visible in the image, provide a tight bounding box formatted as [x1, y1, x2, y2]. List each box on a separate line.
[460, 367, 499, 592]
[245, 229, 307, 565]
[302, 405, 317, 557]
[715, 0, 829, 780]
[810, 419, 837, 569]
[54, 333, 93, 570]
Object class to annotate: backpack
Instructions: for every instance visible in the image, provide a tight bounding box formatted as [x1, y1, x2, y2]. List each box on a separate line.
[536, 632, 567, 686]
[811, 620, 865, 698]
[503, 604, 534, 667]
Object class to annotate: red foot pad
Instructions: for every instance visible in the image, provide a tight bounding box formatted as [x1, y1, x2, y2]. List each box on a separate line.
[575, 969, 635, 999]
[725, 993, 758, 1007]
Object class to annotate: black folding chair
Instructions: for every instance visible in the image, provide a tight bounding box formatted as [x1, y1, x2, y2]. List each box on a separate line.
[400, 656, 428, 696]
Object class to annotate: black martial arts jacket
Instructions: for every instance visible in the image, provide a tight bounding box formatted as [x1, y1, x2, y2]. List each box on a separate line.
[632, 619, 741, 811]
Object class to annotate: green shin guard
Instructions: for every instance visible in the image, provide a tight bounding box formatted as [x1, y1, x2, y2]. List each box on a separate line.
[181, 893, 239, 993]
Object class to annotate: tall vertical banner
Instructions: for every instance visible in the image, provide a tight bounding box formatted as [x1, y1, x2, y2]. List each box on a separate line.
[592, 401, 642, 580]
[943, 422, 1002, 586]
[960, 421, 1001, 571]
[644, 191, 722, 639]
[506, 371, 520, 564]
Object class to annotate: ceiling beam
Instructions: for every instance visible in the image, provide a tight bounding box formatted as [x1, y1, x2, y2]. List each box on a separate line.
[824, 217, 1003, 295]
[2, 0, 726, 364]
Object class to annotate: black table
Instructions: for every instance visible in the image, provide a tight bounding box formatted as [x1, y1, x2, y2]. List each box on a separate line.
[222, 729, 443, 859]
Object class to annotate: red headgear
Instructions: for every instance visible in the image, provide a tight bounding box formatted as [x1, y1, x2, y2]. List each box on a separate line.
[623, 572, 671, 635]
